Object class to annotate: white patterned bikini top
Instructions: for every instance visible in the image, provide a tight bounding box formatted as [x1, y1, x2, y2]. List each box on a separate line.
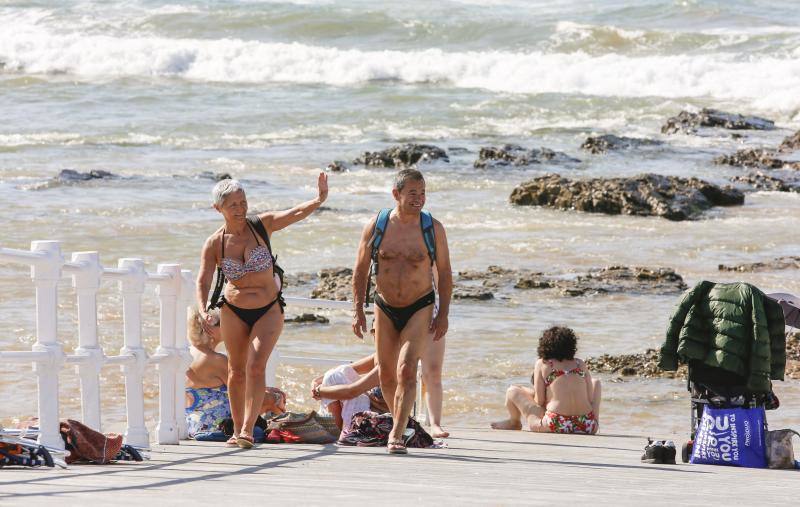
[220, 224, 273, 281]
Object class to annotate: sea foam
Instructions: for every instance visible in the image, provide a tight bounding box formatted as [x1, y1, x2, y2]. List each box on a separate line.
[1, 21, 800, 113]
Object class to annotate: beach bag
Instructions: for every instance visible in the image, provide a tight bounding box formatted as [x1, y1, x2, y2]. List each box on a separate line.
[59, 419, 123, 464]
[338, 411, 434, 448]
[690, 406, 767, 468]
[266, 411, 338, 444]
[765, 429, 800, 469]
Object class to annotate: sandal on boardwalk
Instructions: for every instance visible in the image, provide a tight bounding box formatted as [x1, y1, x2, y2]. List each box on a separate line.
[226, 436, 238, 448]
[387, 440, 408, 455]
[236, 435, 255, 449]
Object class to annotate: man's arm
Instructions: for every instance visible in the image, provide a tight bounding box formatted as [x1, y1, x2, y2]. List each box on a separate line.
[259, 172, 328, 233]
[351, 217, 377, 338]
[430, 219, 452, 341]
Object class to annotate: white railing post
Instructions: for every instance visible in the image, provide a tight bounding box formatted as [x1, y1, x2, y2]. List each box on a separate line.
[265, 349, 280, 388]
[175, 269, 194, 440]
[154, 263, 181, 445]
[118, 258, 149, 447]
[70, 251, 104, 431]
[30, 241, 65, 450]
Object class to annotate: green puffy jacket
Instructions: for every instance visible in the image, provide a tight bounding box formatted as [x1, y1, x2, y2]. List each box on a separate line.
[659, 281, 786, 393]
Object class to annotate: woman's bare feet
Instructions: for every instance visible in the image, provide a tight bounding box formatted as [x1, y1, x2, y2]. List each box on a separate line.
[431, 424, 450, 438]
[490, 419, 522, 430]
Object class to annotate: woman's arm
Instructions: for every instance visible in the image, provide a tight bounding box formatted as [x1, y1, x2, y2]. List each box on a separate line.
[533, 360, 547, 408]
[350, 354, 377, 375]
[317, 366, 379, 401]
[259, 172, 328, 234]
[580, 359, 594, 402]
[195, 233, 219, 329]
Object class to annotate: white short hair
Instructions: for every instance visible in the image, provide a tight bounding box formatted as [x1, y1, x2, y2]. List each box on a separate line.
[212, 179, 244, 206]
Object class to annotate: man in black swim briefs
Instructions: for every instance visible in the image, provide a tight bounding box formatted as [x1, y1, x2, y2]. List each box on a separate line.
[351, 169, 453, 454]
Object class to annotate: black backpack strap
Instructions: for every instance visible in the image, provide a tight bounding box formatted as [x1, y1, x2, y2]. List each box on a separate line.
[247, 215, 272, 254]
[247, 215, 285, 295]
[420, 210, 436, 264]
[206, 266, 225, 311]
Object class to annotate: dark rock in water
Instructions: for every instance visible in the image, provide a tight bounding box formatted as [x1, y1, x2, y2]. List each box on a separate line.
[779, 130, 800, 152]
[585, 349, 687, 379]
[459, 265, 686, 297]
[580, 135, 663, 154]
[353, 144, 448, 168]
[326, 161, 348, 172]
[474, 144, 580, 169]
[718, 256, 800, 272]
[284, 271, 316, 288]
[197, 171, 232, 181]
[446, 146, 471, 155]
[515, 266, 686, 296]
[310, 267, 353, 301]
[58, 169, 116, 182]
[509, 173, 744, 221]
[661, 108, 775, 135]
[714, 148, 800, 170]
[514, 277, 556, 290]
[788, 332, 800, 361]
[452, 286, 494, 300]
[730, 172, 800, 192]
[285, 313, 330, 324]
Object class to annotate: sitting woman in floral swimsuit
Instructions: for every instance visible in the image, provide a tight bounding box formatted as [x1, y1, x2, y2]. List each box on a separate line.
[185, 308, 286, 442]
[491, 326, 601, 434]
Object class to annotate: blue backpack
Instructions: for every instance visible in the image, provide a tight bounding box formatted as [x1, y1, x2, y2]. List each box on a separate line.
[365, 208, 436, 304]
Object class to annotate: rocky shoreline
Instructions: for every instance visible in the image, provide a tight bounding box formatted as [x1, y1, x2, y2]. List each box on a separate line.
[287, 264, 687, 301]
[509, 173, 744, 221]
[586, 332, 800, 381]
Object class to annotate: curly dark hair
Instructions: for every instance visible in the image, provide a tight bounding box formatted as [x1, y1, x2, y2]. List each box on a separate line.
[537, 326, 578, 361]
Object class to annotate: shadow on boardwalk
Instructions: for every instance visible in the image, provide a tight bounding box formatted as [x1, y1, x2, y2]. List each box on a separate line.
[0, 427, 795, 506]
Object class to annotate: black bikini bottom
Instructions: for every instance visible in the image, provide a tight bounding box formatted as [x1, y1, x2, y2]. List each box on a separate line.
[223, 293, 285, 328]
[375, 290, 435, 332]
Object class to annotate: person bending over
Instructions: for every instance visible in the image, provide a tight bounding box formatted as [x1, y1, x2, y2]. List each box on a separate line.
[310, 354, 381, 436]
[491, 326, 601, 434]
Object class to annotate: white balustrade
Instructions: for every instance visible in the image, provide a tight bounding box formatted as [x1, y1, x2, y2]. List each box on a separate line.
[0, 241, 187, 448]
[1, 241, 430, 450]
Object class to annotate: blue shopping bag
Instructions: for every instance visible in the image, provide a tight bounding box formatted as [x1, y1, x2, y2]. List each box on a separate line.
[691, 405, 767, 468]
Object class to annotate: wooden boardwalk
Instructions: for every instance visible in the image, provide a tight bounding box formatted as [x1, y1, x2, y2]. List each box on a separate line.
[1, 426, 797, 506]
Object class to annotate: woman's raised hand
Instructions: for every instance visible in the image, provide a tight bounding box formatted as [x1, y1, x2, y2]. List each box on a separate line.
[317, 172, 328, 203]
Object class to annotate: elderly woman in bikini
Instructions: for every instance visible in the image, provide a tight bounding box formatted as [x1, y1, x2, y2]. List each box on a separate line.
[196, 173, 327, 448]
[492, 326, 601, 434]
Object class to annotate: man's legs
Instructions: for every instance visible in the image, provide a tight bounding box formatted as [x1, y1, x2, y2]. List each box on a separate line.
[374, 307, 402, 415]
[387, 305, 434, 448]
[421, 335, 448, 437]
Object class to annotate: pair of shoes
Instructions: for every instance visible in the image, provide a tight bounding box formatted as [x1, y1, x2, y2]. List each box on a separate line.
[236, 435, 255, 449]
[641, 439, 676, 464]
[387, 440, 408, 455]
[225, 436, 238, 448]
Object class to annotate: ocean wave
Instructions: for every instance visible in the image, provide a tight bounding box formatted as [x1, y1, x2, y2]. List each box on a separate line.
[2, 23, 800, 113]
